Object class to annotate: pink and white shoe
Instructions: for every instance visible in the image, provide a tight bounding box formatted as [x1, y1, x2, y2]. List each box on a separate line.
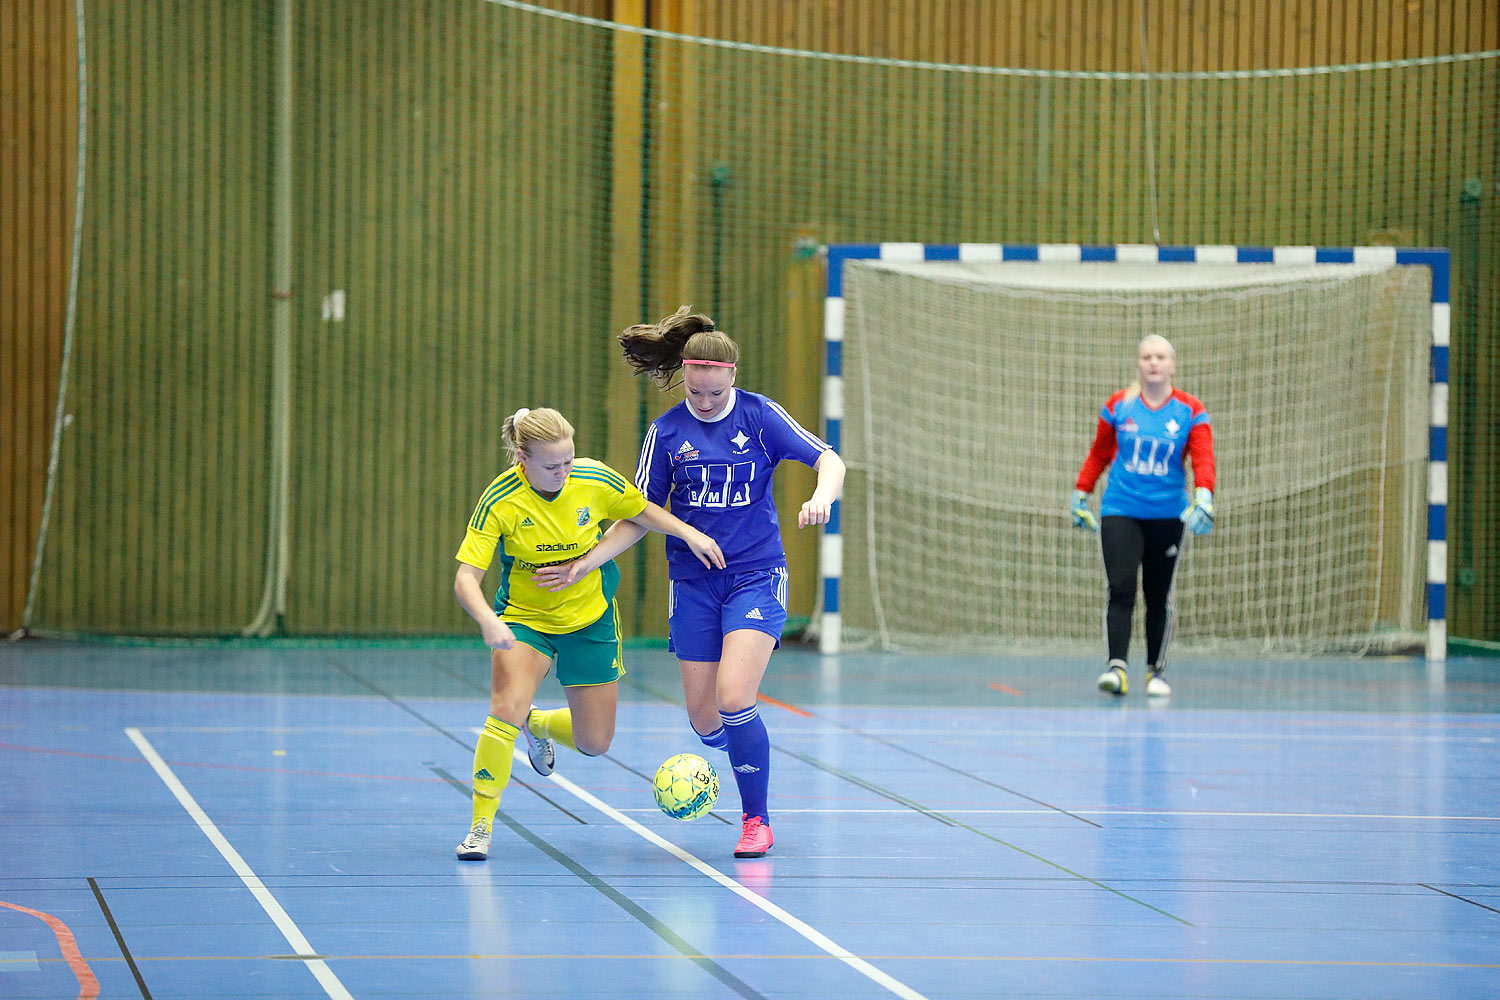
[733, 814, 774, 858]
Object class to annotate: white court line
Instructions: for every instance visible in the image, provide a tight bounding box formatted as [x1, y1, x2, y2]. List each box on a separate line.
[596, 807, 1500, 822]
[520, 749, 931, 1000]
[126, 728, 353, 1000]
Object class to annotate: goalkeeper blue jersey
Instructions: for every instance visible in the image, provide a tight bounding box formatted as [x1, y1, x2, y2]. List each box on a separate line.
[1092, 388, 1212, 519]
[635, 389, 829, 580]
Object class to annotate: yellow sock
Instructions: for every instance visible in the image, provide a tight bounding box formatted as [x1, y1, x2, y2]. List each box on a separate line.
[471, 715, 519, 827]
[528, 706, 577, 753]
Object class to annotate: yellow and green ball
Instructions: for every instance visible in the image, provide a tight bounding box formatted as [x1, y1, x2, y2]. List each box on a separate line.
[653, 753, 720, 821]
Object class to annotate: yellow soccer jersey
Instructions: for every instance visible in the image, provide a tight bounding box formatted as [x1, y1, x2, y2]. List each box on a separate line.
[456, 458, 647, 633]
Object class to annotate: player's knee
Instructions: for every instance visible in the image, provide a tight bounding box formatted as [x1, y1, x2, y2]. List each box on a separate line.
[488, 697, 526, 726]
[716, 677, 757, 709]
[574, 732, 613, 756]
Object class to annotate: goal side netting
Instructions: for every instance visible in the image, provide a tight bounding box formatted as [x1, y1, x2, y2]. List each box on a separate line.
[839, 260, 1431, 655]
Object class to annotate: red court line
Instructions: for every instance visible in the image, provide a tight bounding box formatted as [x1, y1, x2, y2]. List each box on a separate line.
[988, 683, 1024, 696]
[0, 900, 100, 999]
[756, 692, 815, 717]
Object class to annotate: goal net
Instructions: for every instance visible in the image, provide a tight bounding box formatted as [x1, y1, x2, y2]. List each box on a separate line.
[838, 258, 1431, 655]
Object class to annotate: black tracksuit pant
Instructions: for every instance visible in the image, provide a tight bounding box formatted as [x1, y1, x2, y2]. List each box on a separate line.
[1100, 515, 1185, 669]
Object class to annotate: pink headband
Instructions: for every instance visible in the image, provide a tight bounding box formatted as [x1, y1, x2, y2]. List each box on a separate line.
[682, 359, 736, 368]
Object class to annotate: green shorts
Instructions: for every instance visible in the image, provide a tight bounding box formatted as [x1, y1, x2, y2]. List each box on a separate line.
[507, 602, 625, 687]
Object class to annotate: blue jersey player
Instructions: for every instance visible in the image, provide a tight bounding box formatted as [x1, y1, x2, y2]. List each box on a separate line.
[1072, 334, 1216, 699]
[536, 306, 845, 858]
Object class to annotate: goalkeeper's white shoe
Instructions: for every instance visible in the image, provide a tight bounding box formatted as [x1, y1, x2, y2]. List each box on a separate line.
[1097, 662, 1128, 695]
[456, 818, 492, 861]
[1146, 669, 1172, 698]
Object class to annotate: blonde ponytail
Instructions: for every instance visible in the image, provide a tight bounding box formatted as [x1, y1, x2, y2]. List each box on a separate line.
[501, 407, 574, 464]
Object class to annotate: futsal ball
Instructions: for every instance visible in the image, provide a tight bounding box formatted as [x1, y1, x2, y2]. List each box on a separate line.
[653, 753, 720, 821]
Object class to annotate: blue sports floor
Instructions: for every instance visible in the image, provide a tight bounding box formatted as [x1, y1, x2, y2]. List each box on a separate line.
[2, 641, 1498, 999]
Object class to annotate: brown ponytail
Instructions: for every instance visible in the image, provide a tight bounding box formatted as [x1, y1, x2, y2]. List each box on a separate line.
[618, 305, 739, 389]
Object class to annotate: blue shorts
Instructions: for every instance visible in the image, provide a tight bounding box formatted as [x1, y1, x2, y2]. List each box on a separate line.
[668, 567, 789, 662]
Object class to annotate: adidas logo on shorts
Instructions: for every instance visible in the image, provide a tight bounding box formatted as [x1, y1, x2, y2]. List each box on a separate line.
[745, 608, 764, 621]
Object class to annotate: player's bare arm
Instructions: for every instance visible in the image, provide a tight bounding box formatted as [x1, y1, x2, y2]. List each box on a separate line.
[453, 562, 516, 650]
[798, 449, 846, 528]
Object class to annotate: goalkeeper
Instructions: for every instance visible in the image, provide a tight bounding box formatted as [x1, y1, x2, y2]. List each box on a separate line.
[1070, 335, 1216, 698]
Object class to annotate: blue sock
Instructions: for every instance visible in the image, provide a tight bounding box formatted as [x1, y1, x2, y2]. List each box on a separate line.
[721, 705, 770, 823]
[695, 723, 729, 751]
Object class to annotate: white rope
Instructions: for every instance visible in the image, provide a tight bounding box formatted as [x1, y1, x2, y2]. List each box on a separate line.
[481, 0, 1500, 81]
[18, 0, 88, 638]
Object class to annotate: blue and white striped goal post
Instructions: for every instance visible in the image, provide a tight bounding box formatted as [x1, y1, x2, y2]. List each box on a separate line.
[819, 242, 1450, 661]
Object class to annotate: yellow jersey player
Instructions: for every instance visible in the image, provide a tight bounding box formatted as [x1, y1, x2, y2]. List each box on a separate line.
[452, 406, 724, 861]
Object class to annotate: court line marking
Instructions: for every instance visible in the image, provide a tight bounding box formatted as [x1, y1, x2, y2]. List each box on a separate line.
[322, 656, 591, 823]
[676, 807, 1500, 821]
[124, 728, 353, 1000]
[1420, 883, 1500, 914]
[756, 692, 814, 717]
[434, 767, 767, 1000]
[7, 725, 1493, 825]
[28, 953, 1500, 969]
[774, 717, 1104, 828]
[530, 753, 932, 1000]
[0, 900, 99, 998]
[774, 747, 1191, 925]
[87, 878, 152, 999]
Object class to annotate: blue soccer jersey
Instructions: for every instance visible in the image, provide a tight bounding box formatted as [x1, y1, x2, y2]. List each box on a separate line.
[635, 389, 830, 579]
[1092, 388, 1212, 519]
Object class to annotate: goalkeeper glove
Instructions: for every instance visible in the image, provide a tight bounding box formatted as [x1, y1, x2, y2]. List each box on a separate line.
[1180, 487, 1214, 535]
[1070, 490, 1099, 533]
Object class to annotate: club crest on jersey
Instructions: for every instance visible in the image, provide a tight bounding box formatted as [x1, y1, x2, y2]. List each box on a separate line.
[1165, 418, 1180, 435]
[730, 430, 750, 453]
[576, 507, 591, 526]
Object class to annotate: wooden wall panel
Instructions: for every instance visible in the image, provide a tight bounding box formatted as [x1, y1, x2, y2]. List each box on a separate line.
[687, 1, 1495, 70]
[8, 0, 1497, 639]
[1, 0, 75, 634]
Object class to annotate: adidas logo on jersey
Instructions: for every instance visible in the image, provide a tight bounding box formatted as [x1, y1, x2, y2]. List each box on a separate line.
[677, 440, 694, 454]
[744, 608, 764, 621]
[519, 517, 534, 527]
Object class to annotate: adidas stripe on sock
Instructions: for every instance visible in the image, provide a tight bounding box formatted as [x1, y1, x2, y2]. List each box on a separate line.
[721, 704, 770, 823]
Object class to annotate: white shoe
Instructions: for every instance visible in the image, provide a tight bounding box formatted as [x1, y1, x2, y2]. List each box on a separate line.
[1097, 662, 1127, 695]
[456, 818, 492, 860]
[1146, 670, 1172, 697]
[523, 707, 556, 776]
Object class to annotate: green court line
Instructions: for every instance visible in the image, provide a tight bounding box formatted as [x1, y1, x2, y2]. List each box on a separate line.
[432, 767, 768, 1000]
[777, 746, 1194, 927]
